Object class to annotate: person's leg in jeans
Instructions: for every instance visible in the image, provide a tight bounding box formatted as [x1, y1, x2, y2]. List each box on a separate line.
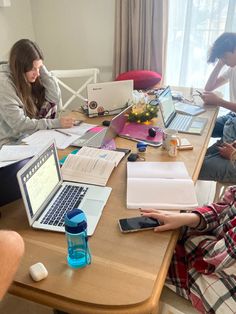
[0, 158, 31, 207]
[198, 151, 236, 182]
[211, 113, 233, 138]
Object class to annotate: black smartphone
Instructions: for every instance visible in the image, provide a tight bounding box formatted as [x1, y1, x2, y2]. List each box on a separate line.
[118, 216, 160, 233]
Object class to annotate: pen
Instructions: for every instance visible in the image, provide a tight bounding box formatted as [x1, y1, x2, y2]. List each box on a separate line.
[55, 129, 72, 137]
[74, 120, 83, 126]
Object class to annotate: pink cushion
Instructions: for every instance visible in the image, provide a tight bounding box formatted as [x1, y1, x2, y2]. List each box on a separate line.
[116, 70, 162, 90]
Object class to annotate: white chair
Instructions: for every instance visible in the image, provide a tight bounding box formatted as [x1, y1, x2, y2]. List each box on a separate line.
[51, 68, 99, 111]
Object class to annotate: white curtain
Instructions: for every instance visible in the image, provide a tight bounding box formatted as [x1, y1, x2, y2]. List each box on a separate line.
[165, 0, 236, 88]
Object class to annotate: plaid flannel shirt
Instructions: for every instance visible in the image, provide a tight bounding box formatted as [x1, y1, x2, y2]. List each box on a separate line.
[166, 186, 236, 314]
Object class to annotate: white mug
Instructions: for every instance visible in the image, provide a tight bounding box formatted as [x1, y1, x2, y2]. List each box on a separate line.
[162, 129, 181, 150]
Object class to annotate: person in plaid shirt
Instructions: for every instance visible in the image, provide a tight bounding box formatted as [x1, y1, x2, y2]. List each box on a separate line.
[141, 185, 236, 313]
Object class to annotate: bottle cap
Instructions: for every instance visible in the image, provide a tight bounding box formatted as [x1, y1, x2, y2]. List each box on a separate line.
[137, 142, 147, 151]
[65, 208, 87, 234]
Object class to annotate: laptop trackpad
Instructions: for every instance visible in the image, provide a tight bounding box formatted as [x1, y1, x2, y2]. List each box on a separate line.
[81, 199, 104, 216]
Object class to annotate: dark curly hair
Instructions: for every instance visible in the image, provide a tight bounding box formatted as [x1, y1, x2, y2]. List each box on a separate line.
[208, 32, 236, 63]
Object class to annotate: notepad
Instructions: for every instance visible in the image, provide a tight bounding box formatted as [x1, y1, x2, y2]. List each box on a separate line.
[127, 162, 198, 210]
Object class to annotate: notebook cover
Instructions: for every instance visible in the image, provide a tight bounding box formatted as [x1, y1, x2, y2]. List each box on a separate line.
[119, 123, 163, 145]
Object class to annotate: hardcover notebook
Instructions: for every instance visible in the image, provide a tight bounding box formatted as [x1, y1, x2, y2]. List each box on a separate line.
[17, 141, 112, 236]
[158, 86, 207, 135]
[127, 161, 198, 210]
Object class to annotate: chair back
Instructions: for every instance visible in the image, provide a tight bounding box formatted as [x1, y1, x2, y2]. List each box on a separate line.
[51, 68, 99, 110]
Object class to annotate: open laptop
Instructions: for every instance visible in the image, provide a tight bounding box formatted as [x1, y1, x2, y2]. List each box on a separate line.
[17, 141, 111, 236]
[158, 86, 208, 135]
[85, 80, 133, 117]
[72, 105, 162, 148]
[71, 107, 132, 148]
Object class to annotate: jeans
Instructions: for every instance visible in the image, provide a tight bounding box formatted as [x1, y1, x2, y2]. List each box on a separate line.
[199, 112, 236, 182]
[0, 158, 31, 207]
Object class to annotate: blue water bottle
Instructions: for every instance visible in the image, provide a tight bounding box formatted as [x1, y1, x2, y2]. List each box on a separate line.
[65, 209, 91, 268]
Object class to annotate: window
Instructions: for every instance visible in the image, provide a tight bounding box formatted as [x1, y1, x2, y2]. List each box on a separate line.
[165, 0, 236, 92]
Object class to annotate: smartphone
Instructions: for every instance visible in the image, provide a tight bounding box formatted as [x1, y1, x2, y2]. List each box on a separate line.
[195, 89, 203, 96]
[118, 216, 160, 233]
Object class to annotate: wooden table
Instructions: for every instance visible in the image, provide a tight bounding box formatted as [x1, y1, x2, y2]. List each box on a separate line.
[0, 91, 218, 314]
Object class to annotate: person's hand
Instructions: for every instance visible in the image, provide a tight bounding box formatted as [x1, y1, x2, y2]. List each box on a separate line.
[59, 116, 76, 128]
[140, 209, 200, 232]
[200, 91, 222, 106]
[218, 142, 236, 160]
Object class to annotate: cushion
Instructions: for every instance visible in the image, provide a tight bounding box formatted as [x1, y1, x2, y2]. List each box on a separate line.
[115, 70, 162, 90]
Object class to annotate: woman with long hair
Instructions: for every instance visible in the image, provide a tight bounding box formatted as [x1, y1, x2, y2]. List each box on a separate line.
[0, 39, 75, 206]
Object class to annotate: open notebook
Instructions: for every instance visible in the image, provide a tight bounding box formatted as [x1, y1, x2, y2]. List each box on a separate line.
[127, 161, 198, 210]
[17, 141, 111, 236]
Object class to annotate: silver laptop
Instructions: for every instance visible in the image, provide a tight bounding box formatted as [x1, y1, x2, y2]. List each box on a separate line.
[17, 141, 112, 236]
[158, 86, 207, 135]
[85, 80, 133, 117]
[72, 105, 133, 148]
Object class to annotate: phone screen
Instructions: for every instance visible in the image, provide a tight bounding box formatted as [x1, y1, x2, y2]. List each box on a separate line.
[118, 216, 160, 233]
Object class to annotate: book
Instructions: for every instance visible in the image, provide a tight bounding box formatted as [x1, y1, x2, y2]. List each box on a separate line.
[127, 162, 198, 210]
[61, 146, 125, 186]
[175, 102, 205, 116]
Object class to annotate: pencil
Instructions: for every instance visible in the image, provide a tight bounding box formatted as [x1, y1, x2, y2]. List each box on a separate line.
[55, 129, 72, 137]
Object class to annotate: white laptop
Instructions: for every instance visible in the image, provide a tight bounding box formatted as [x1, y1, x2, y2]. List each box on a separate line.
[86, 80, 133, 117]
[17, 141, 112, 236]
[158, 86, 208, 135]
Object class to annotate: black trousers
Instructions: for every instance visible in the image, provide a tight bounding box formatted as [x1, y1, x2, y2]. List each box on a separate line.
[0, 158, 31, 207]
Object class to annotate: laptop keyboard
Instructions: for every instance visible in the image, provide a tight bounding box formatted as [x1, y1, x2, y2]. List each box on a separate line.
[40, 185, 88, 227]
[169, 114, 192, 131]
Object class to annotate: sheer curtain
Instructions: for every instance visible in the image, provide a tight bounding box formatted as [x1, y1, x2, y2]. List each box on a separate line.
[165, 0, 236, 89]
[113, 0, 168, 79]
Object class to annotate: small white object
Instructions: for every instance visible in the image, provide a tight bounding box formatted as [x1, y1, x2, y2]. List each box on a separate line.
[29, 262, 48, 282]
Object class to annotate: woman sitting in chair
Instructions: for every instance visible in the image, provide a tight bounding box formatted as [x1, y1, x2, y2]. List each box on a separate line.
[141, 144, 236, 314]
[0, 39, 75, 206]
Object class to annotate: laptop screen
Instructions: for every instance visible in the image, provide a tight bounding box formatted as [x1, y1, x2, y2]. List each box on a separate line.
[158, 86, 176, 127]
[18, 142, 61, 219]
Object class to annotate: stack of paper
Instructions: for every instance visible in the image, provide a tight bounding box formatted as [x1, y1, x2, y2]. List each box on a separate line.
[22, 123, 96, 149]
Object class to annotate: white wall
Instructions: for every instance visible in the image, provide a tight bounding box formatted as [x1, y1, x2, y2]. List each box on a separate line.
[30, 0, 115, 81]
[0, 0, 35, 60]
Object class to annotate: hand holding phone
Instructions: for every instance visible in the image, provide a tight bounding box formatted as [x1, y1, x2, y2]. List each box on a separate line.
[118, 216, 160, 233]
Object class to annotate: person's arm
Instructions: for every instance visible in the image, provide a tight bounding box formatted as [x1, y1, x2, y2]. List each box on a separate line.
[201, 91, 236, 112]
[205, 60, 228, 91]
[0, 81, 75, 134]
[140, 209, 203, 232]
[39, 65, 62, 110]
[0, 231, 24, 300]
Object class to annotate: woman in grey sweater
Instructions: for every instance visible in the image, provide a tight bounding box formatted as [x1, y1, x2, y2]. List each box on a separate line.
[0, 39, 75, 206]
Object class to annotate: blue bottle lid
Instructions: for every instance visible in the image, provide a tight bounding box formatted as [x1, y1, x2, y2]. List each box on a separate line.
[65, 209, 87, 234]
[137, 141, 147, 151]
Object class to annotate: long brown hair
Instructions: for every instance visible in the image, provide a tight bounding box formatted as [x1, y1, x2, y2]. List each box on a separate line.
[9, 39, 46, 118]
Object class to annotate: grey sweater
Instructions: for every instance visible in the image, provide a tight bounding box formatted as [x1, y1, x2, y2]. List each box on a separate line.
[0, 64, 62, 147]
